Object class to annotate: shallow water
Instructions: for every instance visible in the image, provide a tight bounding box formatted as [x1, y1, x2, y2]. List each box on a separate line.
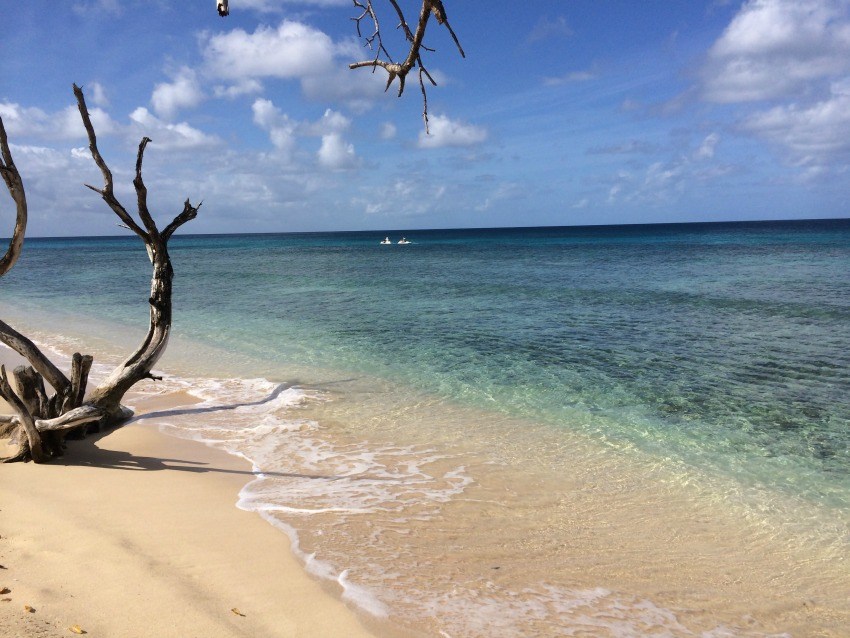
[3, 220, 850, 636]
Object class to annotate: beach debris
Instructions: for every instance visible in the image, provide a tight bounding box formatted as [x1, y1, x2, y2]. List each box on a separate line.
[231, 607, 246, 617]
[1, 598, 10, 603]
[0, 587, 10, 595]
[69, 624, 87, 634]
[24, 604, 35, 613]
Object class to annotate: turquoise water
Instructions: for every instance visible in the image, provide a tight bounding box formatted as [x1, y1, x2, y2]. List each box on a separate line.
[7, 220, 850, 504]
[4, 219, 850, 636]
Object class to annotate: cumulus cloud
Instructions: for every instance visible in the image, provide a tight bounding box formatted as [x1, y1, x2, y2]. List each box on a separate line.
[201, 19, 387, 109]
[742, 79, 850, 166]
[309, 108, 351, 135]
[128, 107, 220, 151]
[151, 67, 205, 119]
[317, 133, 357, 169]
[240, 0, 348, 9]
[702, 0, 850, 103]
[0, 101, 116, 140]
[213, 78, 264, 99]
[202, 20, 336, 82]
[251, 100, 357, 169]
[417, 114, 487, 149]
[252, 98, 298, 158]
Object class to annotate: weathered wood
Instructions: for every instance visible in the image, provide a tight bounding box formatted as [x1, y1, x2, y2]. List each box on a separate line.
[75, 86, 199, 416]
[0, 116, 27, 277]
[64, 352, 94, 413]
[0, 365, 46, 462]
[0, 414, 17, 439]
[0, 318, 72, 397]
[35, 404, 105, 432]
[12, 366, 42, 418]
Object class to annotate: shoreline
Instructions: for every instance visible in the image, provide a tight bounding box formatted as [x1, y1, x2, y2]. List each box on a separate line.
[0, 350, 381, 638]
[3, 308, 850, 637]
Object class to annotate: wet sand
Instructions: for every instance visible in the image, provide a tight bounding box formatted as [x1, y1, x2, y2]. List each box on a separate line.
[0, 345, 379, 638]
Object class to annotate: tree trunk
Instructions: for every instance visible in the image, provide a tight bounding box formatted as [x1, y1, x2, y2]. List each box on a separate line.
[0, 85, 198, 462]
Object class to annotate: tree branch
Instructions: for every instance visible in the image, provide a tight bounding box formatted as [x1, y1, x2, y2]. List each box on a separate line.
[0, 116, 27, 278]
[0, 319, 72, 396]
[73, 84, 149, 241]
[162, 199, 201, 241]
[0, 365, 47, 462]
[348, 1, 464, 129]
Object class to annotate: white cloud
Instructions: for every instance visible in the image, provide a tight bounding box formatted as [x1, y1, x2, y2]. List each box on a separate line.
[299, 63, 388, 111]
[240, 0, 348, 9]
[128, 107, 220, 151]
[380, 122, 397, 140]
[742, 79, 850, 167]
[151, 67, 205, 119]
[417, 114, 487, 149]
[702, 0, 850, 103]
[251, 98, 297, 158]
[317, 133, 357, 169]
[6, 144, 72, 172]
[311, 108, 351, 135]
[202, 20, 336, 82]
[88, 82, 109, 107]
[0, 101, 116, 140]
[694, 133, 720, 160]
[213, 78, 264, 99]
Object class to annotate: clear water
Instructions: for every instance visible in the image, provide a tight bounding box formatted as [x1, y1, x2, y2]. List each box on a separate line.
[3, 220, 850, 636]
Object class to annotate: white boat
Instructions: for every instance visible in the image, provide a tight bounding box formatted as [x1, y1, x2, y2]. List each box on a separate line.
[397, 237, 411, 245]
[380, 237, 392, 245]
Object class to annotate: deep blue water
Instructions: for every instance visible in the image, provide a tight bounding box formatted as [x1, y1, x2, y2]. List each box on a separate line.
[4, 219, 850, 506]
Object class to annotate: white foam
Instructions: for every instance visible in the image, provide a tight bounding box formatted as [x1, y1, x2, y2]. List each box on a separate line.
[338, 569, 390, 618]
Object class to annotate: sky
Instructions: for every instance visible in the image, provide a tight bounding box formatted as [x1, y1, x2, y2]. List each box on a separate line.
[2, 0, 849, 237]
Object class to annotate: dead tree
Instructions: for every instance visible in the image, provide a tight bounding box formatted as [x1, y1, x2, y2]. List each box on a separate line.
[1, 4, 461, 462]
[0, 85, 199, 463]
[349, 0, 464, 131]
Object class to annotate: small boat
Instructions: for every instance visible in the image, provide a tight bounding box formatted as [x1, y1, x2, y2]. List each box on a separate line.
[397, 237, 411, 245]
[380, 237, 392, 245]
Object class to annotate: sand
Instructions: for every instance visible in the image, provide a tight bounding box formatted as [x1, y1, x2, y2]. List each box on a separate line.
[0, 350, 380, 638]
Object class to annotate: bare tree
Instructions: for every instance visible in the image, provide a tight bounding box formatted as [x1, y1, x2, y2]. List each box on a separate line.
[0, 86, 199, 463]
[1, 2, 461, 462]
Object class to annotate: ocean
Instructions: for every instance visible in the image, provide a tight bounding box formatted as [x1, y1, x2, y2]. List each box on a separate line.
[3, 219, 849, 636]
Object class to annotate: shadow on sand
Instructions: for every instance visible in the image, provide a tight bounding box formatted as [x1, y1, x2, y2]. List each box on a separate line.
[57, 383, 359, 482]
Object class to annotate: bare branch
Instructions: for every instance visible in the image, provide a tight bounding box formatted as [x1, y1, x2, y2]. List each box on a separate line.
[0, 365, 46, 462]
[73, 84, 149, 241]
[134, 136, 160, 241]
[348, 1, 464, 127]
[35, 404, 103, 432]
[0, 319, 71, 396]
[0, 116, 27, 278]
[162, 199, 201, 241]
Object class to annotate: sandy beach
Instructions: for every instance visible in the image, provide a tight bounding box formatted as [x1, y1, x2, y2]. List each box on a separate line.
[0, 350, 379, 638]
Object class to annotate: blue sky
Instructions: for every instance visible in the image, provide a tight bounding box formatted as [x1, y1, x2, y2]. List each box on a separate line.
[2, 0, 849, 236]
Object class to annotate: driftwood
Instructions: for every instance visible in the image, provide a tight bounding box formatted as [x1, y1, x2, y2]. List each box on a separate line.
[1, 3, 460, 462]
[0, 86, 199, 462]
